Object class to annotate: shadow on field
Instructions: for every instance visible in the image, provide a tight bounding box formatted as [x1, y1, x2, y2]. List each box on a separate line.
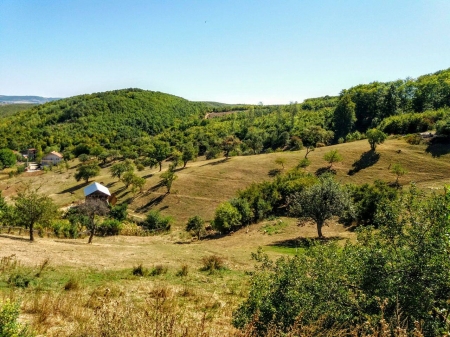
[425, 138, 450, 157]
[315, 167, 336, 176]
[201, 158, 228, 167]
[268, 169, 281, 177]
[0, 234, 32, 242]
[58, 181, 89, 194]
[348, 150, 380, 175]
[135, 194, 167, 213]
[269, 236, 344, 248]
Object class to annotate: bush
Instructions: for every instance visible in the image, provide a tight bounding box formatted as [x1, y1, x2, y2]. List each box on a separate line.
[142, 210, 172, 232]
[109, 203, 128, 221]
[212, 202, 241, 233]
[404, 133, 423, 145]
[185, 215, 205, 240]
[0, 300, 33, 337]
[8, 272, 33, 288]
[297, 158, 311, 168]
[176, 264, 189, 277]
[150, 265, 168, 276]
[201, 255, 226, 273]
[97, 219, 123, 236]
[132, 264, 147, 276]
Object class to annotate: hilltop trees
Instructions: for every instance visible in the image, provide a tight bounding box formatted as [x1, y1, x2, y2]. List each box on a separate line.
[221, 136, 241, 159]
[333, 93, 356, 140]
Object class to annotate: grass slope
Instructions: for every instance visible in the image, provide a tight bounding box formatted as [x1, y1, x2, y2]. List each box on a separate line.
[0, 103, 36, 118]
[1, 137, 449, 228]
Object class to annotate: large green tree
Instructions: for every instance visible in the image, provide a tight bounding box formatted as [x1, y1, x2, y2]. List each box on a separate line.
[14, 188, 58, 241]
[366, 128, 387, 151]
[289, 175, 351, 238]
[150, 140, 171, 171]
[74, 161, 100, 183]
[0, 149, 16, 169]
[333, 93, 356, 140]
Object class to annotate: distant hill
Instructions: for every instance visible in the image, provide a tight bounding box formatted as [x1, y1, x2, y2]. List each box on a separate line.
[0, 103, 37, 118]
[0, 95, 61, 104]
[0, 88, 209, 150]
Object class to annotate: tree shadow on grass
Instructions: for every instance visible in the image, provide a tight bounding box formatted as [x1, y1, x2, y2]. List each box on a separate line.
[425, 138, 450, 157]
[0, 234, 31, 242]
[58, 181, 89, 194]
[268, 169, 281, 177]
[135, 194, 167, 213]
[315, 167, 336, 176]
[142, 173, 154, 179]
[348, 150, 380, 176]
[269, 236, 344, 248]
[200, 158, 228, 167]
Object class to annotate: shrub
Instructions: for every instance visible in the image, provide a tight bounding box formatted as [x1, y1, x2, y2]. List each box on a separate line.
[97, 219, 123, 236]
[297, 158, 311, 168]
[404, 133, 423, 145]
[0, 300, 33, 337]
[132, 264, 147, 276]
[8, 272, 33, 288]
[109, 203, 128, 221]
[201, 255, 226, 273]
[150, 265, 168, 276]
[176, 264, 189, 277]
[64, 277, 80, 291]
[142, 210, 172, 232]
[212, 202, 241, 233]
[185, 215, 205, 240]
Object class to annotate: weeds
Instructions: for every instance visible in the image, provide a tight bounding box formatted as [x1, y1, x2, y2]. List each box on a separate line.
[150, 264, 168, 276]
[201, 255, 227, 273]
[176, 264, 189, 277]
[132, 263, 147, 276]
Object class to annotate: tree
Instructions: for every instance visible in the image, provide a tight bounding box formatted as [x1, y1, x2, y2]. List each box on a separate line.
[0, 149, 16, 169]
[212, 202, 241, 233]
[181, 142, 198, 168]
[391, 163, 407, 185]
[78, 153, 90, 163]
[323, 149, 343, 168]
[77, 199, 110, 244]
[274, 158, 286, 170]
[74, 161, 100, 183]
[366, 128, 387, 151]
[289, 175, 352, 237]
[333, 94, 356, 140]
[14, 188, 58, 241]
[110, 160, 134, 180]
[160, 168, 177, 193]
[186, 215, 205, 240]
[300, 126, 333, 158]
[221, 135, 241, 159]
[150, 140, 171, 171]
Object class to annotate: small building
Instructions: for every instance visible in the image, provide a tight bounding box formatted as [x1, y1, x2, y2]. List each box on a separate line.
[83, 182, 111, 204]
[41, 151, 63, 167]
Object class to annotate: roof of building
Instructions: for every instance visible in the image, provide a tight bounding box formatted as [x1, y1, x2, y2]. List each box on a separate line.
[43, 151, 63, 159]
[83, 182, 111, 197]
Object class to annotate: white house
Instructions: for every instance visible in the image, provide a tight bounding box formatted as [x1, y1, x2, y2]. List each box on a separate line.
[41, 151, 63, 167]
[84, 182, 111, 204]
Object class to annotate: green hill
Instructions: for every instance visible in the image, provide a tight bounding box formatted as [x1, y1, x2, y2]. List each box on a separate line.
[0, 89, 208, 150]
[0, 103, 36, 118]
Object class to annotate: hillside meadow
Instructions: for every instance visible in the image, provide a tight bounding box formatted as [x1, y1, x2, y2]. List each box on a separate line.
[0, 137, 449, 335]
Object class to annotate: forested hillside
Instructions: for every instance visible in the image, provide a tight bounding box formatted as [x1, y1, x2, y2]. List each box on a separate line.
[0, 68, 449, 162]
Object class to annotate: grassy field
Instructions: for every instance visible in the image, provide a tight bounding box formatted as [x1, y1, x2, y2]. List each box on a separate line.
[1, 137, 449, 335]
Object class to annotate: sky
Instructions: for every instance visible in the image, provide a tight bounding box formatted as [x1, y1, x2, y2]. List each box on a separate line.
[1, 0, 449, 105]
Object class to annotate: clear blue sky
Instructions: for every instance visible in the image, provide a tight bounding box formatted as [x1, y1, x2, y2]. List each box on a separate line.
[1, 0, 449, 104]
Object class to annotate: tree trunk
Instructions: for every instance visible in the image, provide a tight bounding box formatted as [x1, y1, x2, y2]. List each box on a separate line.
[183, 161, 187, 168]
[159, 162, 162, 171]
[88, 229, 95, 244]
[317, 221, 324, 238]
[29, 223, 34, 242]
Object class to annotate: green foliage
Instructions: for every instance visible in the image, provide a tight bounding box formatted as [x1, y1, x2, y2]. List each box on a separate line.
[229, 197, 253, 225]
[333, 94, 356, 140]
[274, 157, 286, 170]
[97, 219, 123, 236]
[109, 203, 128, 221]
[185, 215, 205, 240]
[0, 300, 34, 337]
[150, 140, 171, 171]
[143, 210, 172, 232]
[212, 202, 242, 233]
[366, 128, 387, 151]
[74, 161, 100, 183]
[201, 255, 226, 273]
[391, 163, 408, 184]
[323, 149, 343, 167]
[235, 188, 450, 336]
[289, 174, 352, 237]
[436, 117, 450, 137]
[297, 158, 310, 168]
[14, 188, 58, 241]
[160, 168, 177, 193]
[110, 160, 134, 180]
[0, 149, 16, 170]
[348, 180, 398, 226]
[221, 135, 241, 158]
[404, 133, 423, 145]
[181, 142, 198, 168]
[379, 109, 448, 134]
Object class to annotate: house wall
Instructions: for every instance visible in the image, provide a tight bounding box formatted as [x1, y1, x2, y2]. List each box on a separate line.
[41, 154, 62, 166]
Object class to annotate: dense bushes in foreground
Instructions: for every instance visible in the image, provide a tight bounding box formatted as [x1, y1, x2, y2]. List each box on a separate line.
[233, 186, 450, 336]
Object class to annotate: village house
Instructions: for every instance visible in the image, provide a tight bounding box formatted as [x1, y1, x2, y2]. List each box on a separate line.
[41, 151, 63, 167]
[83, 182, 111, 204]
